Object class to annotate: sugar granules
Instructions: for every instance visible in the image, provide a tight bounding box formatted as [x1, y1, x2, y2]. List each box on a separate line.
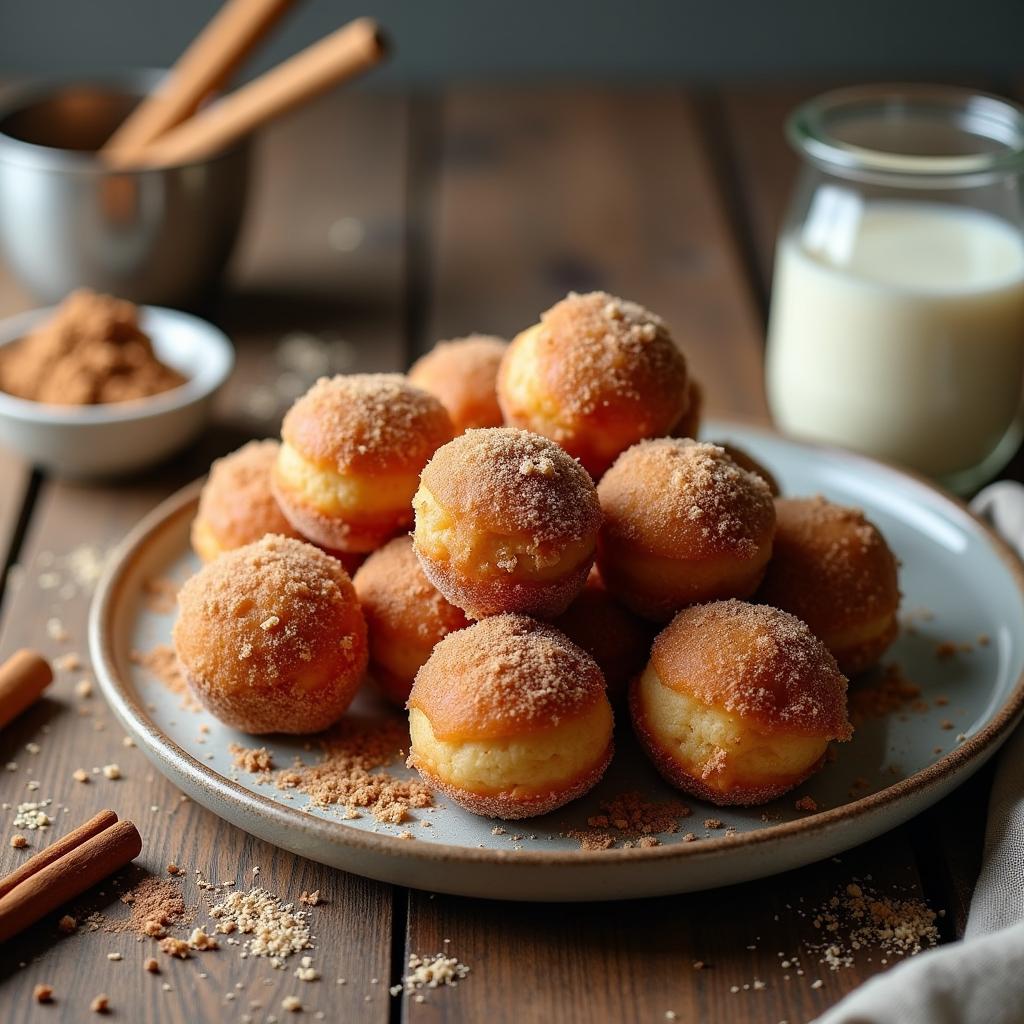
[208, 888, 313, 967]
[389, 951, 470, 999]
[274, 717, 432, 825]
[807, 880, 941, 969]
[230, 744, 275, 774]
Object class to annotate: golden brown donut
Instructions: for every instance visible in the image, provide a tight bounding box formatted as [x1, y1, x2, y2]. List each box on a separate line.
[272, 374, 454, 553]
[191, 440, 302, 562]
[597, 439, 776, 621]
[716, 442, 781, 497]
[173, 535, 368, 734]
[407, 614, 614, 819]
[552, 568, 654, 703]
[497, 291, 689, 478]
[631, 600, 852, 805]
[756, 496, 900, 676]
[408, 335, 507, 434]
[353, 536, 470, 706]
[671, 376, 704, 439]
[413, 427, 602, 619]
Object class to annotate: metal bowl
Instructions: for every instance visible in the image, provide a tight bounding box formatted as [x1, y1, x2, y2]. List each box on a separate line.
[0, 72, 250, 306]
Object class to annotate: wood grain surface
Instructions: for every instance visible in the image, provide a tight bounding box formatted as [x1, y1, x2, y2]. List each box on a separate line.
[0, 84, 1002, 1022]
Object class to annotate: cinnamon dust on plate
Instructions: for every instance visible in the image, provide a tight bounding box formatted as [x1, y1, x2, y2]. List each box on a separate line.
[566, 791, 692, 850]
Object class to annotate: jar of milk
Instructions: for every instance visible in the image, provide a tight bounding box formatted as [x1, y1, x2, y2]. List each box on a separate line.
[766, 85, 1024, 493]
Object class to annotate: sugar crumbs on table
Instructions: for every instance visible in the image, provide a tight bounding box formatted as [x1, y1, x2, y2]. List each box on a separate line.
[144, 958, 160, 974]
[90, 994, 110, 1014]
[160, 937, 190, 959]
[274, 716, 432, 824]
[14, 800, 51, 830]
[34, 984, 54, 1004]
[295, 956, 319, 981]
[10, 834, 28, 848]
[73, 769, 89, 783]
[188, 927, 219, 951]
[806, 880, 939, 970]
[389, 953, 470, 997]
[230, 744, 275, 774]
[75, 678, 93, 699]
[101, 764, 121, 780]
[208, 888, 312, 965]
[298, 890, 321, 906]
[58, 915, 77, 935]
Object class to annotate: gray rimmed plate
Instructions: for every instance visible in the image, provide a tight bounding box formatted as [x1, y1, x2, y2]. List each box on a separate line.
[89, 422, 1024, 901]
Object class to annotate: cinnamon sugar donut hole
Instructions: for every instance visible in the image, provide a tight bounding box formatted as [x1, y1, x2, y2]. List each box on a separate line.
[631, 600, 852, 806]
[413, 427, 602, 619]
[191, 440, 301, 562]
[671, 376, 704, 440]
[173, 535, 368, 734]
[407, 614, 614, 819]
[353, 536, 470, 706]
[272, 374, 453, 553]
[552, 568, 654, 703]
[757, 496, 900, 676]
[716, 442, 781, 497]
[497, 292, 689, 478]
[408, 335, 507, 434]
[597, 439, 776, 621]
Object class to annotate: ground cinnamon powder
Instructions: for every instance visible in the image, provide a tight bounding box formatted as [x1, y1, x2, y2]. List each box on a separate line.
[0, 289, 185, 405]
[566, 791, 692, 850]
[275, 716, 433, 824]
[112, 877, 188, 938]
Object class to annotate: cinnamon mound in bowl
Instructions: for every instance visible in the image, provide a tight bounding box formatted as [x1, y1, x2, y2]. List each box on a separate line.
[0, 289, 186, 406]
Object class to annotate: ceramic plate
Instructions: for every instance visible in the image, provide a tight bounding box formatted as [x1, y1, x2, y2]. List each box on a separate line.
[89, 423, 1024, 901]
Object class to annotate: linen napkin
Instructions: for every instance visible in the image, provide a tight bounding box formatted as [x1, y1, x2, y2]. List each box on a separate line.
[815, 481, 1024, 1024]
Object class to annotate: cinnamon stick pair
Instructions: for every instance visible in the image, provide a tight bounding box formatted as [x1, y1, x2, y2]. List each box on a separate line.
[0, 811, 142, 943]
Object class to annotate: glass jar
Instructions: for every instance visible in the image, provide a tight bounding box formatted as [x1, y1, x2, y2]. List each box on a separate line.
[766, 85, 1024, 493]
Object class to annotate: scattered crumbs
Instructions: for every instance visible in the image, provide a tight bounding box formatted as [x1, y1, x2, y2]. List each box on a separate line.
[54, 652, 82, 672]
[76, 678, 94, 699]
[122, 735, 135, 748]
[849, 663, 924, 724]
[811, 979, 824, 990]
[209, 888, 312, 964]
[10, 834, 28, 849]
[106, 953, 122, 962]
[160, 937, 190, 959]
[566, 791, 692, 850]
[282, 995, 302, 1013]
[299, 890, 321, 906]
[230, 744, 275, 774]
[491, 826, 506, 836]
[58, 915, 77, 935]
[794, 796, 818, 813]
[295, 956, 320, 981]
[25, 742, 40, 755]
[935, 641, 958, 660]
[692, 960, 705, 970]
[14, 800, 51, 830]
[188, 927, 219, 951]
[34, 984, 54, 1004]
[389, 952, 470, 998]
[46, 617, 69, 641]
[167, 863, 182, 876]
[144, 958, 160, 974]
[704, 818, 723, 830]
[90, 994, 110, 1014]
[73, 769, 89, 783]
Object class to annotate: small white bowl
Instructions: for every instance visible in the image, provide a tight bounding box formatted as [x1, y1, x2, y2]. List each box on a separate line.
[0, 304, 234, 478]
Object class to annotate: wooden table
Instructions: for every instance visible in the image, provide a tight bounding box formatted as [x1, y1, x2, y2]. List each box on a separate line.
[0, 85, 996, 1023]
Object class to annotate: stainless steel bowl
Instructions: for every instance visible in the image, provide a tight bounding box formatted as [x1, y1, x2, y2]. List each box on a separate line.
[0, 72, 250, 306]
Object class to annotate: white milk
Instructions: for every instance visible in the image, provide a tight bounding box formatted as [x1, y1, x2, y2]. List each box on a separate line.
[767, 200, 1024, 478]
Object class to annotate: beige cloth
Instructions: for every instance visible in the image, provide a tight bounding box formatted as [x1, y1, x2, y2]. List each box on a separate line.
[816, 481, 1024, 1024]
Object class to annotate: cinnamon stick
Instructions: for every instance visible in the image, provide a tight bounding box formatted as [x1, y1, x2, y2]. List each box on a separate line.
[0, 817, 141, 943]
[0, 650, 52, 729]
[0, 809, 117, 900]
[116, 16, 386, 169]
[102, 0, 298, 164]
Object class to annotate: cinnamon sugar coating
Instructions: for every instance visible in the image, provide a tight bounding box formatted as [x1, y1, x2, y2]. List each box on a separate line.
[173, 535, 368, 734]
[650, 600, 851, 738]
[757, 496, 900, 675]
[281, 373, 453, 474]
[597, 439, 775, 619]
[716, 442, 781, 497]
[414, 428, 601, 618]
[498, 291, 689, 477]
[408, 615, 606, 741]
[408, 335, 507, 434]
[353, 536, 469, 705]
[192, 440, 300, 559]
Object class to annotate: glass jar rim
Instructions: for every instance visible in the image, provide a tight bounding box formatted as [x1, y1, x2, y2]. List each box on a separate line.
[787, 84, 1024, 185]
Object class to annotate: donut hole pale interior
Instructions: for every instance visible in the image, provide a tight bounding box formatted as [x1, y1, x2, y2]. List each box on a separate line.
[409, 702, 613, 798]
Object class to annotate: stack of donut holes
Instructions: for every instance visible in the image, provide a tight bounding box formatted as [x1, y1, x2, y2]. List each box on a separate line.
[174, 292, 900, 820]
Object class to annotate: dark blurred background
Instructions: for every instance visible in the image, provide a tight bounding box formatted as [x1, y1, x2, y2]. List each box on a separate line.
[1, 0, 1022, 84]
